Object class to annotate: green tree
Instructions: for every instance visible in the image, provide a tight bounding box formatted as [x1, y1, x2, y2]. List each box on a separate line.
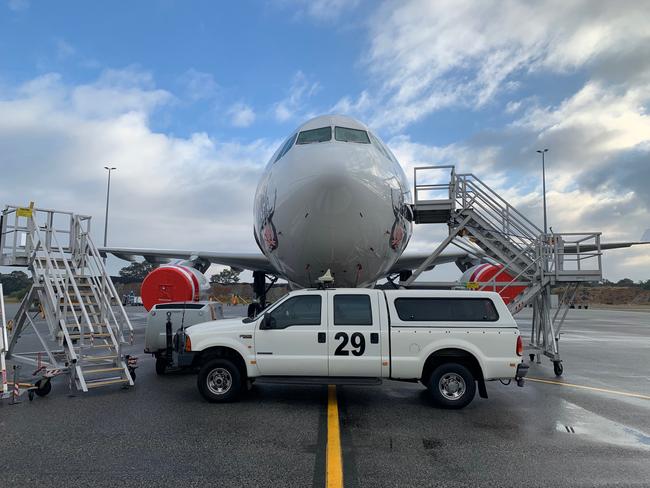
[210, 268, 241, 284]
[118, 261, 156, 282]
[0, 270, 31, 295]
[639, 279, 650, 291]
[616, 278, 634, 287]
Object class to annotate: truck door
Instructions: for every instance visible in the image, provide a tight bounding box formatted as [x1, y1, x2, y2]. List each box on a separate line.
[255, 293, 328, 376]
[327, 290, 382, 377]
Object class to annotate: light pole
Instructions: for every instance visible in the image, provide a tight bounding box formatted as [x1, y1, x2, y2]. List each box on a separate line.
[536, 149, 549, 235]
[103, 166, 116, 247]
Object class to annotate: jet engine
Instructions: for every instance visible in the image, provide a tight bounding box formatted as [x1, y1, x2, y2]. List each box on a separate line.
[140, 264, 211, 311]
[459, 263, 526, 305]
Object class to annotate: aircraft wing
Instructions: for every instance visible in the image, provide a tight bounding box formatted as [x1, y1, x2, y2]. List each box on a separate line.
[389, 250, 476, 274]
[391, 241, 649, 273]
[99, 247, 277, 274]
[563, 241, 650, 253]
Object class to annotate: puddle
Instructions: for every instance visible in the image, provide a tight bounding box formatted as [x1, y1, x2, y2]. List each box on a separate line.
[555, 400, 650, 450]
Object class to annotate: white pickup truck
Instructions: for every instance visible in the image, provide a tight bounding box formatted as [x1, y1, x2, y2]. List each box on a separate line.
[174, 288, 528, 409]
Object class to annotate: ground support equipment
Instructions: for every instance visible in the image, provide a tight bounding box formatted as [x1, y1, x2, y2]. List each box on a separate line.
[406, 166, 603, 376]
[0, 204, 135, 393]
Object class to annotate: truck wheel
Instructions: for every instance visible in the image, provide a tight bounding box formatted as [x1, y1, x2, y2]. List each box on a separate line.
[427, 363, 476, 409]
[155, 357, 167, 375]
[197, 358, 241, 403]
[35, 378, 52, 397]
[553, 361, 563, 377]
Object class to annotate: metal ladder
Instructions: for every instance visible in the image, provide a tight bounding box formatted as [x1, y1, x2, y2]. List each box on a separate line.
[0, 204, 135, 392]
[1, 284, 8, 396]
[407, 166, 603, 375]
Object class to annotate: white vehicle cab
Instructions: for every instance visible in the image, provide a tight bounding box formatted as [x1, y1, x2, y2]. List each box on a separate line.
[174, 288, 528, 409]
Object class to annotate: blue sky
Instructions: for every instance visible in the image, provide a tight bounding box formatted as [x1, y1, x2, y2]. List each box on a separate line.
[1, 1, 367, 140]
[1, 0, 649, 280]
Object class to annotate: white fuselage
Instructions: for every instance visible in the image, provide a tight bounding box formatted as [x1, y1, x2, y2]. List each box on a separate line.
[253, 115, 412, 288]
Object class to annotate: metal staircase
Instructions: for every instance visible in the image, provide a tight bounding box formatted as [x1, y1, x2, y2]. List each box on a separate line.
[0, 204, 135, 393]
[1, 284, 8, 397]
[407, 166, 603, 375]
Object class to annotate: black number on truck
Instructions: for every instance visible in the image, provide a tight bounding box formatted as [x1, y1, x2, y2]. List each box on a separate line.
[334, 332, 366, 356]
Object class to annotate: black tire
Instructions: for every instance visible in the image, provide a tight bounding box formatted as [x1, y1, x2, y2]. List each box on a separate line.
[34, 378, 52, 397]
[553, 361, 563, 377]
[155, 357, 168, 375]
[197, 358, 242, 403]
[427, 363, 476, 409]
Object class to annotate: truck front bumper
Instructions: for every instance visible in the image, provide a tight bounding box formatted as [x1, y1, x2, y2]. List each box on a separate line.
[515, 362, 529, 387]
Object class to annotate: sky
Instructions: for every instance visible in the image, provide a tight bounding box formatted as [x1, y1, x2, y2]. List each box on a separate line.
[1, 0, 649, 281]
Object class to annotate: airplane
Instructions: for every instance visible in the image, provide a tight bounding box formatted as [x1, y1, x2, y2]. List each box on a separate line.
[101, 114, 649, 312]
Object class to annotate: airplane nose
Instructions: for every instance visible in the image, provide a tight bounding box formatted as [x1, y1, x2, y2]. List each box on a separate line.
[284, 145, 377, 215]
[265, 143, 407, 286]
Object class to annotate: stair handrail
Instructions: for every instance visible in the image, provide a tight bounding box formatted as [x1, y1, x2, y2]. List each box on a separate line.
[1, 283, 8, 395]
[46, 221, 98, 335]
[31, 221, 90, 346]
[26, 221, 80, 361]
[455, 178, 541, 248]
[76, 216, 134, 341]
[454, 184, 538, 251]
[454, 172, 542, 237]
[413, 165, 456, 205]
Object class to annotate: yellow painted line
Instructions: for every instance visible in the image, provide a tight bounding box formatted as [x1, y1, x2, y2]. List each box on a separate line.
[327, 384, 343, 488]
[528, 377, 650, 400]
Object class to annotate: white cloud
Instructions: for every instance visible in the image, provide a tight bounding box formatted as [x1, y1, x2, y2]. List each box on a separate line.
[55, 38, 75, 60]
[273, 70, 321, 122]
[280, 0, 361, 21]
[228, 102, 256, 127]
[7, 0, 29, 11]
[180, 69, 219, 102]
[0, 69, 277, 271]
[514, 81, 650, 154]
[361, 0, 650, 131]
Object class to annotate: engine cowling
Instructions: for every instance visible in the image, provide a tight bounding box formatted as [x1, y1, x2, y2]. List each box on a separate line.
[140, 264, 210, 311]
[459, 263, 526, 305]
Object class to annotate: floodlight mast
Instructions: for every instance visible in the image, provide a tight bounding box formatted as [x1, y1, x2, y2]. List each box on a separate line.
[536, 149, 549, 235]
[103, 166, 117, 248]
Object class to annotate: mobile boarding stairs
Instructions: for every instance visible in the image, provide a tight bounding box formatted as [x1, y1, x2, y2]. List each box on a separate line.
[406, 166, 603, 376]
[0, 204, 135, 396]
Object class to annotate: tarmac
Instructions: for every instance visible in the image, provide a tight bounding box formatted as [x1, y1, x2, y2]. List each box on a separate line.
[1, 304, 649, 487]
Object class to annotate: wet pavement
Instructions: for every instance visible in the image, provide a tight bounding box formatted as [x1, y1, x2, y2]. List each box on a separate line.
[1, 305, 649, 487]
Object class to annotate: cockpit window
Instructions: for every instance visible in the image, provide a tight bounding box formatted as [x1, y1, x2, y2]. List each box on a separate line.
[335, 126, 370, 144]
[369, 132, 398, 163]
[296, 127, 332, 144]
[274, 132, 297, 163]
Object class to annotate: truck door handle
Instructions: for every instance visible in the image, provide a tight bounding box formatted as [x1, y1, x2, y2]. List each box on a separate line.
[370, 333, 379, 344]
[317, 332, 326, 343]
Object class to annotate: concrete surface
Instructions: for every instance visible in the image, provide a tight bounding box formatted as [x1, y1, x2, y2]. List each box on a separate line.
[1, 305, 649, 487]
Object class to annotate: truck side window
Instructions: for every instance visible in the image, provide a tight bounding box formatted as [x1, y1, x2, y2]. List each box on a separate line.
[267, 295, 321, 328]
[394, 298, 499, 322]
[334, 295, 373, 326]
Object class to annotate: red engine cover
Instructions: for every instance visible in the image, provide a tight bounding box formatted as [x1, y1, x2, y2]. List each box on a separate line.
[140, 265, 201, 311]
[465, 263, 526, 305]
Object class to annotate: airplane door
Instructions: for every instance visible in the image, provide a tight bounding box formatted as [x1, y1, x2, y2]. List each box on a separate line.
[255, 293, 328, 376]
[327, 291, 382, 377]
